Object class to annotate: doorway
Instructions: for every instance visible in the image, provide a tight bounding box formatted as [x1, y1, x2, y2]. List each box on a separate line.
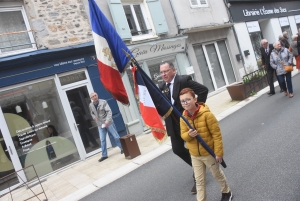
[65, 85, 101, 156]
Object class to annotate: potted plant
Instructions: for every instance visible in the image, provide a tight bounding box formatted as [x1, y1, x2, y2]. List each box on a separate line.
[227, 68, 268, 100]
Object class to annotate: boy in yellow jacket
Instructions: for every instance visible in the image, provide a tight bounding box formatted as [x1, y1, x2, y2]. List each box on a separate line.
[179, 88, 232, 201]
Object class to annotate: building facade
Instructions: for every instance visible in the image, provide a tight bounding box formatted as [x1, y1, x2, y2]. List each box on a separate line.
[0, 0, 244, 194]
[0, 0, 125, 194]
[227, 0, 300, 74]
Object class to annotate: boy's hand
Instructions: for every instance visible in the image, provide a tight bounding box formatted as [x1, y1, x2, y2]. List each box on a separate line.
[188, 129, 198, 137]
[216, 156, 223, 163]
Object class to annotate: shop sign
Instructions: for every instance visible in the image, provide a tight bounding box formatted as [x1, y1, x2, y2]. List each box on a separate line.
[279, 17, 289, 27]
[229, 1, 300, 22]
[246, 21, 260, 33]
[59, 72, 87, 86]
[129, 38, 186, 61]
[295, 15, 300, 24]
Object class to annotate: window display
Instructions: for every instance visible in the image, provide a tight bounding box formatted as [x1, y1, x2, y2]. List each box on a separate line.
[0, 79, 80, 178]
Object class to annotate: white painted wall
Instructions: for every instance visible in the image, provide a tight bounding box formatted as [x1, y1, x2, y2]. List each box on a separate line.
[234, 22, 258, 73]
[260, 19, 276, 44]
[288, 16, 298, 35]
[171, 0, 228, 29]
[270, 18, 284, 42]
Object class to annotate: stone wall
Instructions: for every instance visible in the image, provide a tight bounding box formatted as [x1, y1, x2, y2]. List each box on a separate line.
[24, 0, 93, 49]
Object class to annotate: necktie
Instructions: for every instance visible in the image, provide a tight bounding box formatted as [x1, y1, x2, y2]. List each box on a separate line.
[265, 49, 268, 55]
[166, 83, 171, 100]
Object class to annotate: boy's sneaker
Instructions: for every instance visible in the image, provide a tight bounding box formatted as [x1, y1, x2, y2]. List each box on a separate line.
[221, 191, 233, 201]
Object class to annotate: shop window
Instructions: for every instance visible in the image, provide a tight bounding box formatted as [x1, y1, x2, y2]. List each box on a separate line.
[0, 7, 36, 57]
[0, 80, 80, 178]
[108, 0, 169, 41]
[249, 32, 263, 68]
[189, 0, 209, 8]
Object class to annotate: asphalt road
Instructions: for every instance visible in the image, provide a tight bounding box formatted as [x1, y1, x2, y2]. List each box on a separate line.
[81, 74, 300, 201]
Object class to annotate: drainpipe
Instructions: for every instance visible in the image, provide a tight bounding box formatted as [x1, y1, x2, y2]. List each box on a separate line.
[169, 0, 181, 35]
[223, 0, 247, 76]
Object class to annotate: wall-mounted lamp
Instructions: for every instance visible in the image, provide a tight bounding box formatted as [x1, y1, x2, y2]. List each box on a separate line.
[244, 50, 250, 57]
[16, 105, 22, 113]
[42, 101, 48, 109]
[236, 54, 242, 61]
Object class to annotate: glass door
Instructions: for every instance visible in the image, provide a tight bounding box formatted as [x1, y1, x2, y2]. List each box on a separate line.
[0, 110, 26, 196]
[64, 85, 101, 157]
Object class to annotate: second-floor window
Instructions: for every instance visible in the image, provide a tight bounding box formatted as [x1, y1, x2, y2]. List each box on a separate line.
[189, 0, 209, 8]
[0, 6, 36, 57]
[108, 0, 169, 41]
[123, 3, 151, 36]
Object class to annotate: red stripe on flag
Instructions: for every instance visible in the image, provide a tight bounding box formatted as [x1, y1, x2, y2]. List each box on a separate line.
[97, 60, 129, 105]
[139, 102, 167, 142]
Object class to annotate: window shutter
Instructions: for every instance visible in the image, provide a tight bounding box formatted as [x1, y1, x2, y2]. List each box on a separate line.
[107, 0, 132, 40]
[146, 0, 169, 35]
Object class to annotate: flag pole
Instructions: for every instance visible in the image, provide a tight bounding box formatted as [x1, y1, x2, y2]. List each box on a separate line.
[123, 50, 227, 168]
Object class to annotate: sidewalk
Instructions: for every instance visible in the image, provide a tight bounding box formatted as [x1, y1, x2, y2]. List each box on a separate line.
[2, 69, 299, 201]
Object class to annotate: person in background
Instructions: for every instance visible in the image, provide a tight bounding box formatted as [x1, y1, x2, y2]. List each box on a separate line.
[159, 61, 209, 194]
[260, 39, 282, 96]
[47, 125, 59, 137]
[283, 31, 291, 48]
[290, 35, 300, 72]
[70, 101, 99, 148]
[270, 41, 294, 98]
[89, 92, 123, 162]
[279, 34, 290, 49]
[179, 88, 232, 201]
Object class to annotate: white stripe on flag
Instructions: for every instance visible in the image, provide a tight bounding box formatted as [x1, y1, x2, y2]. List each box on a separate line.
[138, 85, 155, 108]
[92, 32, 118, 70]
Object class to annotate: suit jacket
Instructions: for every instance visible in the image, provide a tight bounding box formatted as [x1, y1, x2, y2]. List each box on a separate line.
[260, 44, 274, 71]
[159, 74, 208, 138]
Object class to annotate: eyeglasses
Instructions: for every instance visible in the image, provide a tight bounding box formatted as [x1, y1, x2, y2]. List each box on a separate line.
[91, 95, 97, 98]
[160, 69, 171, 75]
[180, 98, 192, 104]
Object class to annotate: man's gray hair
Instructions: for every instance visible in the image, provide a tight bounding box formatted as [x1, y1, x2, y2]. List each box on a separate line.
[278, 35, 283, 40]
[261, 39, 268, 45]
[90, 92, 98, 97]
[283, 31, 288, 35]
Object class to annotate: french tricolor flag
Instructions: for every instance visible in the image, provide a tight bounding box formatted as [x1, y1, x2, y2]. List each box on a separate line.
[89, 0, 132, 105]
[131, 66, 168, 143]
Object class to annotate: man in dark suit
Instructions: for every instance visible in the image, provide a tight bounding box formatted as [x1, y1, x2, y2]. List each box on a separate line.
[159, 61, 208, 194]
[260, 39, 282, 95]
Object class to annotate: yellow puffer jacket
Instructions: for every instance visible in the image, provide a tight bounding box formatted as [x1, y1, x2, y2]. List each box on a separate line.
[180, 103, 224, 157]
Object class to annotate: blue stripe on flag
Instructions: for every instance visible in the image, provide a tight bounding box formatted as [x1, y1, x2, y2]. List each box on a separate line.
[89, 0, 133, 73]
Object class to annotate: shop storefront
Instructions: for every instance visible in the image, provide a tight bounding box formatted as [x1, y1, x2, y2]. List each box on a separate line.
[227, 0, 300, 72]
[116, 36, 191, 135]
[0, 42, 126, 194]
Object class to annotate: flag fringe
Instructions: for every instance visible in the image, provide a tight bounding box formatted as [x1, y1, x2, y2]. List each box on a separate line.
[144, 125, 168, 144]
[162, 107, 173, 120]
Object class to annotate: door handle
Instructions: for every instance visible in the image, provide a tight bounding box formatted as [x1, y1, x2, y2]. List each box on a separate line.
[9, 146, 13, 155]
[74, 123, 78, 131]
